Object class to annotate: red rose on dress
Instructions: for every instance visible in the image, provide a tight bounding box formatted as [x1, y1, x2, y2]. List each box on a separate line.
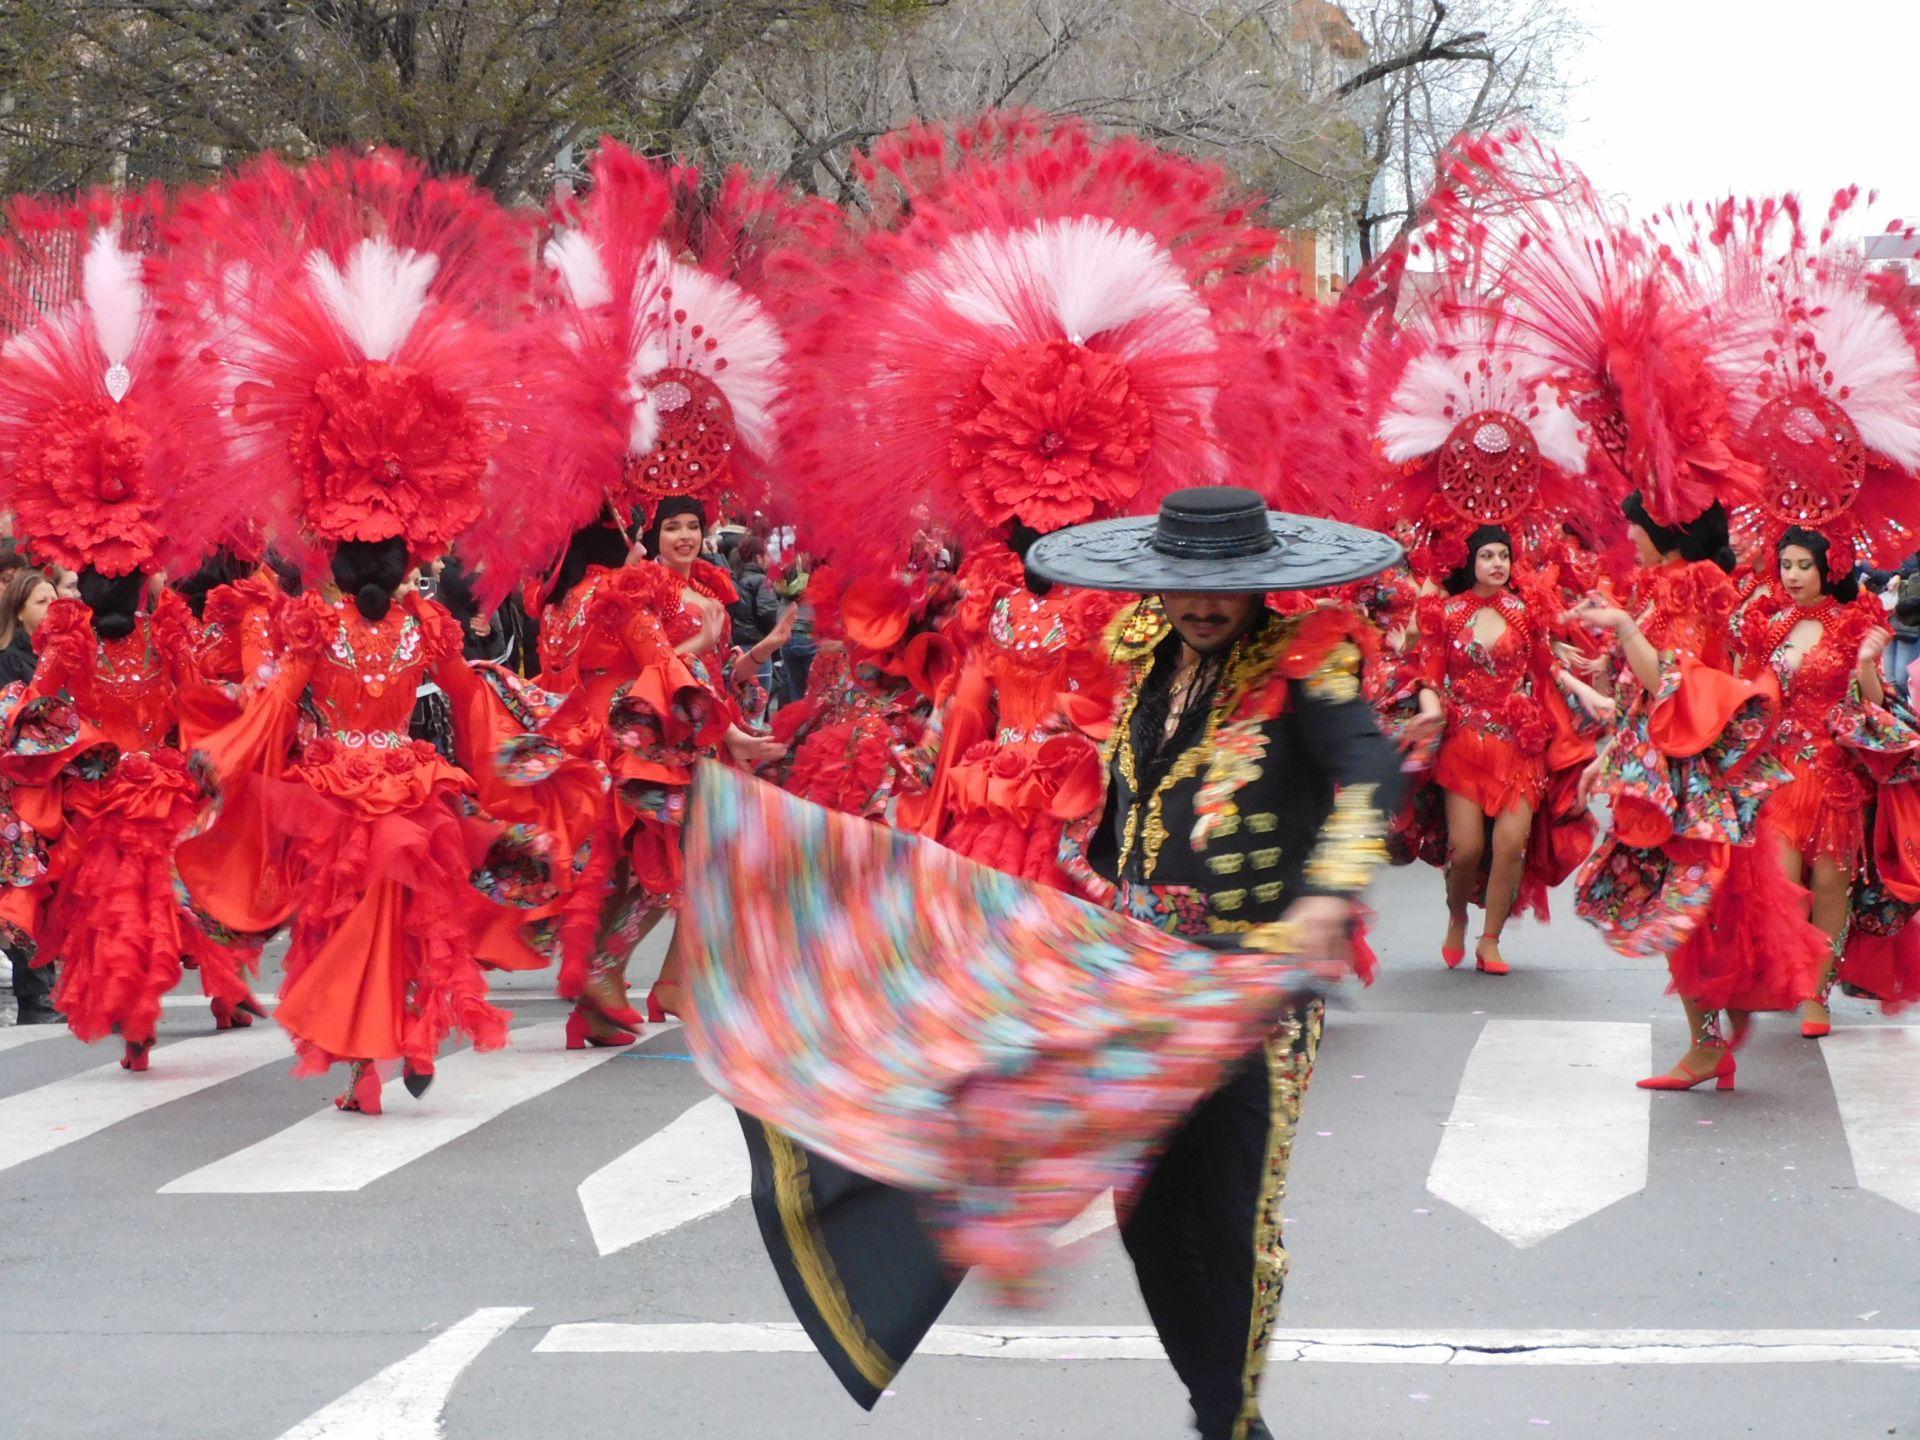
[988, 746, 1032, 782]
[289, 361, 486, 551]
[13, 400, 162, 576]
[115, 751, 158, 784]
[950, 339, 1152, 532]
[302, 736, 339, 767]
[345, 752, 378, 782]
[274, 598, 332, 657]
[383, 746, 415, 775]
[1507, 693, 1549, 756]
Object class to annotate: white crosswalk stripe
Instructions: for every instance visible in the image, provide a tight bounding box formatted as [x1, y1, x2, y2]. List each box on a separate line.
[0, 1027, 289, 1175]
[1822, 1024, 1920, 1217]
[577, 1094, 750, 1255]
[161, 1020, 618, 1194]
[4, 1012, 1919, 1268]
[1426, 1018, 1652, 1247]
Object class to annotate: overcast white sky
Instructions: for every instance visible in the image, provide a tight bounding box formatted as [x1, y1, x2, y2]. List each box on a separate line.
[1555, 0, 1920, 228]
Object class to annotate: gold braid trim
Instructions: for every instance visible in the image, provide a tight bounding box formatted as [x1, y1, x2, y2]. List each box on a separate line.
[1300, 639, 1362, 703]
[1302, 781, 1389, 895]
[766, 1126, 899, 1391]
[1234, 1002, 1322, 1440]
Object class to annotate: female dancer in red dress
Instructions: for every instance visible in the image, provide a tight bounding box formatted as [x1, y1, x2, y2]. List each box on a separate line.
[1573, 498, 1827, 1089]
[1735, 528, 1903, 1036]
[0, 212, 259, 1067]
[163, 149, 587, 1111]
[1410, 526, 1599, 974]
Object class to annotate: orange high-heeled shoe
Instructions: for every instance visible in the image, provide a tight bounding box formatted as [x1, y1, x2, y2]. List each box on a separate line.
[1474, 937, 1510, 976]
[334, 1061, 382, 1115]
[1637, 1050, 1735, 1092]
[1441, 946, 1466, 970]
[566, 1006, 639, 1050]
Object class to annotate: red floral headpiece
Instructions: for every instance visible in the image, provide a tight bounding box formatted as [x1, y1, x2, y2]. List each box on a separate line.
[778, 112, 1289, 570]
[544, 142, 830, 537]
[159, 150, 578, 597]
[1688, 193, 1920, 580]
[0, 194, 237, 578]
[1421, 129, 1760, 535]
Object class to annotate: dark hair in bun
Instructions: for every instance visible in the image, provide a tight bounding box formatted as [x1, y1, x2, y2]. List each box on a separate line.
[78, 567, 143, 641]
[330, 538, 411, 621]
[1623, 492, 1735, 573]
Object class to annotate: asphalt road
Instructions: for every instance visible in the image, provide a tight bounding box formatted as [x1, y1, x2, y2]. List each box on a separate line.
[2, 863, 1916, 1440]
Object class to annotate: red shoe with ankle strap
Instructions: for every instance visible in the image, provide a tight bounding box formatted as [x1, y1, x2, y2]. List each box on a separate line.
[1474, 938, 1510, 976]
[1638, 1050, 1735, 1091]
[566, 1006, 639, 1050]
[334, 1062, 382, 1115]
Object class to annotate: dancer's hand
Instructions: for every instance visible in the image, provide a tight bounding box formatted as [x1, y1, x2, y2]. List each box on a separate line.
[1859, 627, 1892, 670]
[1405, 689, 1444, 745]
[1578, 754, 1607, 805]
[1566, 595, 1632, 636]
[725, 725, 786, 766]
[1281, 895, 1354, 965]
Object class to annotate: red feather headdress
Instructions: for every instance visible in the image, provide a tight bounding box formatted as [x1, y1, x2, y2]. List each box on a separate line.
[158, 149, 571, 593]
[778, 112, 1293, 568]
[0, 191, 237, 578]
[543, 141, 832, 530]
[1671, 191, 1920, 579]
[1422, 129, 1758, 533]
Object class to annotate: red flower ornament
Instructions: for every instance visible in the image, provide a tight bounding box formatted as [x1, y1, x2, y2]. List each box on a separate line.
[14, 400, 162, 576]
[288, 362, 487, 551]
[951, 339, 1153, 532]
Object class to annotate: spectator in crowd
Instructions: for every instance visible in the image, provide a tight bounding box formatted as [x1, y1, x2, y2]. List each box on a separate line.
[776, 552, 817, 705]
[728, 535, 780, 653]
[1885, 550, 1920, 685]
[0, 566, 58, 1021]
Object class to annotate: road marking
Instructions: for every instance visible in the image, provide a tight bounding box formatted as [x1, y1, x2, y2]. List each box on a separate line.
[1050, 1189, 1116, 1248]
[0, 1026, 68, 1054]
[0, 1028, 288, 1176]
[577, 1094, 749, 1256]
[1426, 1018, 1650, 1247]
[534, 1322, 1920, 1366]
[161, 1022, 616, 1194]
[1822, 1025, 1920, 1217]
[276, 1307, 528, 1440]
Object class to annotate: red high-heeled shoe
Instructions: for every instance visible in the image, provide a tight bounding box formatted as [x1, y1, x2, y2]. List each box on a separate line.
[211, 994, 266, 1030]
[645, 988, 669, 1024]
[120, 1039, 151, 1072]
[1637, 1051, 1735, 1092]
[334, 1062, 382, 1115]
[1441, 945, 1466, 970]
[1474, 938, 1510, 976]
[581, 974, 645, 1033]
[566, 1007, 639, 1050]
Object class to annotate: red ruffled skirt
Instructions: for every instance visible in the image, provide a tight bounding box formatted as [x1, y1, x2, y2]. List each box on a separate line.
[937, 735, 1103, 889]
[43, 753, 253, 1046]
[1434, 726, 1547, 818]
[1761, 748, 1867, 874]
[179, 741, 510, 1073]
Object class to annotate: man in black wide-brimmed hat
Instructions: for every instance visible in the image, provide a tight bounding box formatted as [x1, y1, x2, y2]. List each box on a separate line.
[1027, 485, 1405, 1440]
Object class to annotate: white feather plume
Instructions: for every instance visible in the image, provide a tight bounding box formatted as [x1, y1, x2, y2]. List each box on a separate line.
[305, 237, 439, 362]
[914, 217, 1212, 358]
[1378, 319, 1588, 476]
[81, 231, 148, 370]
[1807, 281, 1920, 468]
[628, 242, 786, 459]
[543, 231, 613, 311]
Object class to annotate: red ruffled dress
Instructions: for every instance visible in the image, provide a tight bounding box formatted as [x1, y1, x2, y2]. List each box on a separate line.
[1575, 561, 1826, 1010]
[1, 593, 254, 1046]
[485, 561, 723, 992]
[1404, 587, 1595, 912]
[176, 592, 524, 1075]
[899, 547, 1122, 888]
[769, 570, 957, 820]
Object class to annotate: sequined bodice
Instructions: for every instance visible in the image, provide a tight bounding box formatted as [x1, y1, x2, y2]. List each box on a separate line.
[306, 601, 432, 741]
[1431, 592, 1539, 712]
[88, 625, 175, 753]
[981, 589, 1081, 741]
[1763, 603, 1855, 736]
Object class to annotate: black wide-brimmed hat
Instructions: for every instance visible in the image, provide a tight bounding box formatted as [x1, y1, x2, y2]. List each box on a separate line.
[1025, 486, 1403, 593]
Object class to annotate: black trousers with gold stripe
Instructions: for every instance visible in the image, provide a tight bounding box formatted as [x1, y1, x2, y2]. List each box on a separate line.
[1119, 1002, 1322, 1440]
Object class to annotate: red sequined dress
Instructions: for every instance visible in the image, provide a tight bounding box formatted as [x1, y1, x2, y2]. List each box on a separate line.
[175, 592, 538, 1075]
[899, 547, 1122, 887]
[1402, 586, 1595, 912]
[0, 592, 254, 1046]
[467, 560, 723, 994]
[1574, 560, 1826, 1009]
